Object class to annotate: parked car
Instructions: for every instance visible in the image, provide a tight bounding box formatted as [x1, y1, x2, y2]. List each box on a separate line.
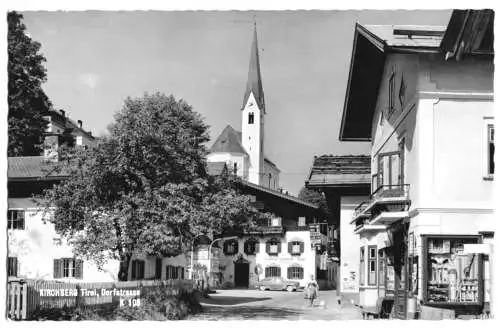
[256, 277, 300, 292]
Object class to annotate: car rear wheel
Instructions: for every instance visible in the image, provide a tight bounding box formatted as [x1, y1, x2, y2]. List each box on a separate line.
[286, 286, 296, 292]
[260, 286, 267, 291]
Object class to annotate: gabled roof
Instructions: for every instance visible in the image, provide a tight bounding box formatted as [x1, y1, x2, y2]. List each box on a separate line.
[242, 24, 265, 112]
[8, 156, 68, 181]
[339, 23, 448, 142]
[209, 125, 248, 155]
[306, 155, 371, 187]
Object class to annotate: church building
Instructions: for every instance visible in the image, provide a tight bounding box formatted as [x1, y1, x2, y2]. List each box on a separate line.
[207, 24, 280, 190]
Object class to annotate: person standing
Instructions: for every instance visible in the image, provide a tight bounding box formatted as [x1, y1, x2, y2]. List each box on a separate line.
[304, 275, 319, 307]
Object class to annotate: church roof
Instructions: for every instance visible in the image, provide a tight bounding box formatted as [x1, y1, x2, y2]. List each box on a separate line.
[242, 24, 265, 112]
[209, 125, 248, 155]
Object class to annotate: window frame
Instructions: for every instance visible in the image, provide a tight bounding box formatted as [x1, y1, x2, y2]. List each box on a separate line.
[267, 239, 281, 256]
[368, 246, 377, 286]
[131, 259, 145, 280]
[244, 238, 259, 255]
[483, 118, 495, 180]
[360, 246, 365, 286]
[8, 210, 25, 230]
[287, 266, 304, 280]
[265, 266, 281, 278]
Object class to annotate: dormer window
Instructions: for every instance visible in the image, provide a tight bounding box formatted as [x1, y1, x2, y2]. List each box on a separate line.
[248, 112, 254, 124]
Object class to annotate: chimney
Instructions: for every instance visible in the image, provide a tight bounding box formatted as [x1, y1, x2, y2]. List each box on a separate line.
[59, 109, 65, 117]
[44, 135, 59, 162]
[77, 120, 83, 129]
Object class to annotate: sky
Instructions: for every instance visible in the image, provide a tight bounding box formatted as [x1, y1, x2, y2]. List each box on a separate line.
[20, 10, 453, 196]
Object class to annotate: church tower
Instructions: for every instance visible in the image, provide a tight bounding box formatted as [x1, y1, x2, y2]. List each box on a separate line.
[241, 23, 265, 186]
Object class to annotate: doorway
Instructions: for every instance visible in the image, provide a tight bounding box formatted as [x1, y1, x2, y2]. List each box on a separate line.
[234, 262, 249, 288]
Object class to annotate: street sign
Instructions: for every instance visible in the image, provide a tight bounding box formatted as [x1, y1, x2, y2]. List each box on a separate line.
[463, 244, 491, 254]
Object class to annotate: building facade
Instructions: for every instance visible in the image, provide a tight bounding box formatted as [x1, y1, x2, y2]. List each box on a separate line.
[339, 10, 494, 319]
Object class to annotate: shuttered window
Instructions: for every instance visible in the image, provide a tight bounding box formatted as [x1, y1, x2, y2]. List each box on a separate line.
[265, 266, 281, 278]
[165, 265, 183, 279]
[288, 241, 304, 255]
[53, 258, 83, 279]
[244, 239, 259, 255]
[287, 266, 304, 280]
[224, 240, 238, 255]
[131, 260, 145, 280]
[8, 257, 18, 277]
[266, 239, 281, 255]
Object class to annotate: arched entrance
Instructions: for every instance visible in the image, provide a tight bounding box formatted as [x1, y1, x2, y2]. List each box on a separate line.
[234, 255, 249, 288]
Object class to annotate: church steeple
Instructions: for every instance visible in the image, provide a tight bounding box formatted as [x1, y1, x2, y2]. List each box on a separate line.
[242, 23, 265, 112]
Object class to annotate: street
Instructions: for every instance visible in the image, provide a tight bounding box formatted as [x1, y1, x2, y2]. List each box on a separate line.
[189, 289, 363, 320]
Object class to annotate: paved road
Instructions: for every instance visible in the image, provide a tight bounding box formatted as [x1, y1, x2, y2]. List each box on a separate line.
[188, 289, 363, 320]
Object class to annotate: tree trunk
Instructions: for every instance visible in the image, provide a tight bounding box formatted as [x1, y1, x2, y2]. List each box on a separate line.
[118, 253, 132, 281]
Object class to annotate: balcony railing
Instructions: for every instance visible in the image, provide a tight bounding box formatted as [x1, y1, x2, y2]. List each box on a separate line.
[371, 184, 410, 201]
[352, 184, 411, 222]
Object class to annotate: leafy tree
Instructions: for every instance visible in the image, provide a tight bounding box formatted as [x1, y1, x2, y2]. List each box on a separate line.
[298, 186, 332, 219]
[41, 93, 271, 281]
[8, 11, 51, 156]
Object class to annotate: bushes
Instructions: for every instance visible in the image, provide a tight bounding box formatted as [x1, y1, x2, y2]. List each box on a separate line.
[30, 288, 201, 321]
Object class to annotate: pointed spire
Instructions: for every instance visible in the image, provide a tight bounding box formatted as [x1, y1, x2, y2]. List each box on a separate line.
[242, 22, 265, 112]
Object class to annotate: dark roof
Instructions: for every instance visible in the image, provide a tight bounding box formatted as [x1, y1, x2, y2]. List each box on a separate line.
[8, 156, 68, 181]
[207, 161, 228, 175]
[441, 9, 494, 60]
[306, 155, 371, 187]
[242, 24, 265, 112]
[44, 110, 95, 140]
[339, 23, 448, 142]
[239, 179, 318, 210]
[209, 125, 248, 155]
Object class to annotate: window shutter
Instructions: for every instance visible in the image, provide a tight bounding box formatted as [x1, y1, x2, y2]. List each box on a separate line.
[155, 258, 162, 279]
[277, 241, 282, 254]
[180, 267, 184, 279]
[19, 211, 25, 230]
[287, 267, 292, 279]
[255, 241, 260, 253]
[131, 260, 137, 280]
[140, 261, 145, 279]
[53, 259, 61, 279]
[234, 241, 239, 254]
[288, 242, 293, 254]
[223, 241, 228, 254]
[266, 242, 270, 254]
[299, 268, 304, 279]
[75, 260, 83, 279]
[300, 242, 304, 253]
[277, 267, 281, 277]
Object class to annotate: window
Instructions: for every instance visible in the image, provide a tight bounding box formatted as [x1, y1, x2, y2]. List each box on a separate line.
[288, 241, 304, 255]
[8, 210, 25, 230]
[8, 257, 18, 277]
[377, 152, 401, 188]
[233, 162, 238, 175]
[265, 266, 281, 278]
[378, 250, 385, 287]
[53, 258, 83, 279]
[131, 259, 145, 280]
[487, 124, 495, 176]
[248, 112, 254, 124]
[287, 266, 304, 280]
[166, 266, 184, 280]
[398, 138, 405, 185]
[244, 239, 259, 255]
[360, 247, 365, 286]
[298, 217, 306, 227]
[425, 236, 481, 304]
[266, 239, 281, 255]
[368, 246, 377, 285]
[388, 72, 395, 115]
[224, 239, 238, 255]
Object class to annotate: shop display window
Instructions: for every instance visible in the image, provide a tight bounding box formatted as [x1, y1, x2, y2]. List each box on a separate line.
[425, 236, 482, 304]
